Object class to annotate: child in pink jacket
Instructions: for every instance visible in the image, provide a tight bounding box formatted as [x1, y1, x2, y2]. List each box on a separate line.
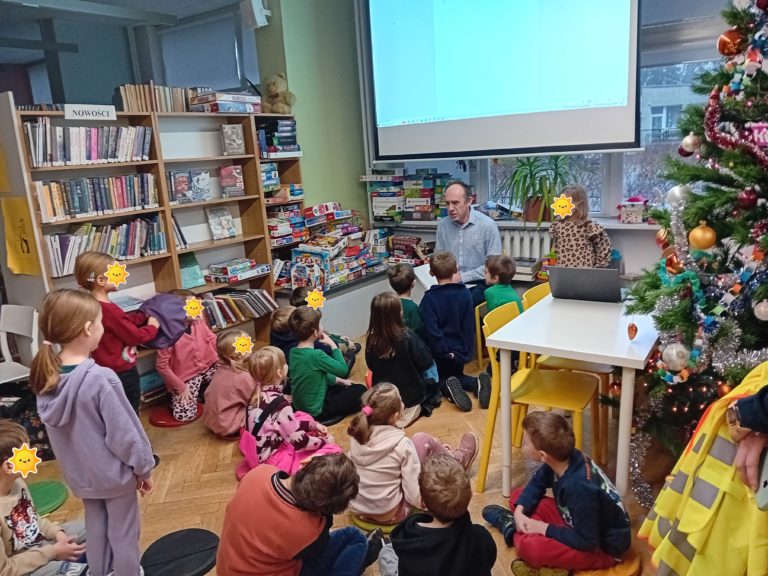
[237, 346, 341, 478]
[155, 290, 218, 422]
[202, 330, 256, 436]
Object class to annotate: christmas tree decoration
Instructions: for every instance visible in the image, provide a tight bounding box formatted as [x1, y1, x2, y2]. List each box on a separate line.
[688, 221, 717, 250]
[681, 132, 702, 153]
[678, 145, 694, 158]
[718, 28, 746, 56]
[665, 185, 692, 206]
[738, 187, 759, 208]
[754, 299, 768, 320]
[661, 343, 691, 372]
[758, 0, 768, 11]
[627, 322, 638, 340]
[717, 382, 733, 397]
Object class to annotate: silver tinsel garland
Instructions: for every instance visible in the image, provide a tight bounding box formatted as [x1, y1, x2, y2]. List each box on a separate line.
[668, 204, 698, 272]
[629, 396, 663, 509]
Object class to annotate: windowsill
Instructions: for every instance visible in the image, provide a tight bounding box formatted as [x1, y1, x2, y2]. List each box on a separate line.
[378, 216, 660, 231]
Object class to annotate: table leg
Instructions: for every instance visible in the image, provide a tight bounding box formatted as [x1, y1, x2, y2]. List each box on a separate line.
[500, 349, 512, 498]
[615, 366, 636, 496]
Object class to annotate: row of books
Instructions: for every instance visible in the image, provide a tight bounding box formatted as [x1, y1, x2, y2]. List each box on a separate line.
[189, 91, 261, 114]
[23, 119, 152, 168]
[255, 118, 301, 159]
[118, 83, 211, 113]
[166, 166, 245, 204]
[35, 174, 159, 223]
[200, 289, 278, 331]
[43, 216, 168, 277]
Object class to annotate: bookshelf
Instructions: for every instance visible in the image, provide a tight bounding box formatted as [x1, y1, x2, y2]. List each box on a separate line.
[0, 92, 276, 345]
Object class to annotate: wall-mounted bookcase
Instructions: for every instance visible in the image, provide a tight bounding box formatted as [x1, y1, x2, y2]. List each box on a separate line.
[0, 92, 279, 344]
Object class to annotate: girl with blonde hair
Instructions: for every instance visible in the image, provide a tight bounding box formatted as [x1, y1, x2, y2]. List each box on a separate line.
[549, 185, 612, 268]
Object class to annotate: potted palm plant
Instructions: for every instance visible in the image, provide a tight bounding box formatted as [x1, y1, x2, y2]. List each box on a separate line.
[499, 155, 571, 225]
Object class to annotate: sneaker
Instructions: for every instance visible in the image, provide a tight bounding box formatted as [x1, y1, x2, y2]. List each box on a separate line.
[445, 377, 472, 412]
[58, 563, 87, 576]
[478, 371, 492, 409]
[395, 404, 421, 428]
[455, 431, 479, 472]
[363, 528, 384, 569]
[153, 454, 160, 468]
[352, 342, 362, 354]
[481, 504, 516, 546]
[459, 374, 479, 393]
[511, 559, 570, 576]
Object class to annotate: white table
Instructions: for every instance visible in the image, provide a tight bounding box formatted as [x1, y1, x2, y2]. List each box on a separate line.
[485, 295, 658, 497]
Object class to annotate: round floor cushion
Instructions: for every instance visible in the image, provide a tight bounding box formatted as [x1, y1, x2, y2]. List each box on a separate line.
[148, 404, 203, 428]
[573, 548, 641, 576]
[141, 528, 219, 576]
[350, 513, 397, 535]
[28, 480, 69, 516]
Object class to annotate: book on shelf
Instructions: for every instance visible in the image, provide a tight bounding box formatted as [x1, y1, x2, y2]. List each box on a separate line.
[190, 169, 213, 201]
[167, 170, 194, 204]
[170, 213, 188, 249]
[220, 124, 246, 156]
[34, 173, 158, 223]
[43, 214, 167, 277]
[204, 263, 271, 284]
[22, 118, 152, 168]
[205, 207, 237, 240]
[220, 166, 245, 197]
[200, 288, 277, 330]
[189, 102, 261, 113]
[192, 92, 261, 105]
[117, 82, 210, 113]
[15, 103, 65, 111]
[179, 253, 206, 289]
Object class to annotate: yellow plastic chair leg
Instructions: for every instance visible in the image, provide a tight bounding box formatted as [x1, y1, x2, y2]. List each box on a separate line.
[513, 404, 528, 447]
[476, 371, 501, 492]
[599, 373, 609, 464]
[591, 392, 600, 461]
[573, 410, 583, 450]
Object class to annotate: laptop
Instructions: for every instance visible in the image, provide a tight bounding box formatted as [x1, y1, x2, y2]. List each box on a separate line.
[548, 266, 623, 303]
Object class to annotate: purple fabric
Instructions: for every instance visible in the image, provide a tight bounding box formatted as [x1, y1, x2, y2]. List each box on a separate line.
[36, 359, 154, 499]
[139, 294, 188, 349]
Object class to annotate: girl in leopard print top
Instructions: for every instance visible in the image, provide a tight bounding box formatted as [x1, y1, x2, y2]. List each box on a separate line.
[550, 185, 612, 268]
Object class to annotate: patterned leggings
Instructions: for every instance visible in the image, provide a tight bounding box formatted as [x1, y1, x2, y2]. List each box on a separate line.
[171, 363, 217, 422]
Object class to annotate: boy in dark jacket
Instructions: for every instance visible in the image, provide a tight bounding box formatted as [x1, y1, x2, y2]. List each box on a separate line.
[379, 453, 496, 576]
[483, 412, 631, 575]
[419, 251, 476, 412]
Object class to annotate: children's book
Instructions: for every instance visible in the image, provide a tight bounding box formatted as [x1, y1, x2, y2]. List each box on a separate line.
[220, 166, 245, 197]
[205, 207, 237, 240]
[172, 170, 193, 204]
[179, 252, 206, 288]
[190, 169, 213, 201]
[221, 124, 246, 155]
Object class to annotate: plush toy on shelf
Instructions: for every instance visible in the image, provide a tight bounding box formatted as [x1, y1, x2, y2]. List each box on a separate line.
[261, 73, 297, 114]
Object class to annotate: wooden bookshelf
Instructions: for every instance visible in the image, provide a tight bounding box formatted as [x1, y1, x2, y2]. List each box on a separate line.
[0, 95, 276, 346]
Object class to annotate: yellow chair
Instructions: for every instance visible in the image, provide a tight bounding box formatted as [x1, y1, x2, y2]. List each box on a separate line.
[475, 301, 599, 493]
[522, 282, 551, 310]
[474, 301, 488, 370]
[523, 281, 612, 463]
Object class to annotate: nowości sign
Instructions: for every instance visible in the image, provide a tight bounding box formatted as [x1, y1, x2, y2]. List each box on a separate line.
[64, 104, 117, 121]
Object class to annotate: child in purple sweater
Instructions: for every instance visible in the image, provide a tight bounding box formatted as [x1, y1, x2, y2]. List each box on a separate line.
[31, 289, 155, 576]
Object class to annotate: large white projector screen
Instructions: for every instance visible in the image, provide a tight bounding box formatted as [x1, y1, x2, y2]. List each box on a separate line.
[363, 0, 640, 161]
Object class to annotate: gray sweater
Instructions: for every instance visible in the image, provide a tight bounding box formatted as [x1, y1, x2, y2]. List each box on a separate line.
[36, 359, 154, 499]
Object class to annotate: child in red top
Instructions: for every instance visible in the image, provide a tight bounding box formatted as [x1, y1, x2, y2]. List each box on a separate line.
[155, 289, 218, 423]
[203, 329, 256, 436]
[74, 251, 159, 414]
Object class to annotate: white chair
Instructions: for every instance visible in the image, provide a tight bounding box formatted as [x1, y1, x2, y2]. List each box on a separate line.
[0, 305, 39, 384]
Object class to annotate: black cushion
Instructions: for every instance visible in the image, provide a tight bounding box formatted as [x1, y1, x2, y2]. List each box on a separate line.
[141, 529, 218, 576]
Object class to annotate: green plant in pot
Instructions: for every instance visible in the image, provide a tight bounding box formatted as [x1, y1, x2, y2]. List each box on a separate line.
[500, 155, 571, 225]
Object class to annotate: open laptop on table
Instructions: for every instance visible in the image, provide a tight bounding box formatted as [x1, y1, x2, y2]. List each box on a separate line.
[548, 266, 623, 303]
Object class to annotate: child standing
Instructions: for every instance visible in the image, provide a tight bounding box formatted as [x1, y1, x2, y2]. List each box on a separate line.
[202, 330, 256, 437]
[288, 306, 366, 421]
[484, 255, 523, 313]
[419, 251, 476, 412]
[155, 289, 218, 423]
[365, 293, 437, 426]
[241, 346, 341, 476]
[217, 453, 380, 576]
[380, 454, 497, 576]
[347, 384, 478, 525]
[0, 420, 87, 576]
[483, 412, 630, 575]
[549, 185, 612, 268]
[74, 251, 159, 414]
[387, 264, 424, 339]
[31, 289, 155, 576]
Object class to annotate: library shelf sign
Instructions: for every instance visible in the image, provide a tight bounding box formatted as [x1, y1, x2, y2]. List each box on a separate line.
[64, 104, 117, 121]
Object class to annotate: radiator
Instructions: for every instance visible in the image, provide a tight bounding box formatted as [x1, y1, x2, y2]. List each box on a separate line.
[502, 228, 551, 259]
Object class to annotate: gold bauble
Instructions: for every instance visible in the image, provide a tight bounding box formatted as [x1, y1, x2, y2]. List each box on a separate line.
[688, 220, 717, 250]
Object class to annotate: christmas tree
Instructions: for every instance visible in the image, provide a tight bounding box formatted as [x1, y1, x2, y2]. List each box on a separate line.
[627, 1, 768, 455]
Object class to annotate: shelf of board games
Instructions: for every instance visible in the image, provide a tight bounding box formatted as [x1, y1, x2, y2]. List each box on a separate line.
[0, 94, 281, 342]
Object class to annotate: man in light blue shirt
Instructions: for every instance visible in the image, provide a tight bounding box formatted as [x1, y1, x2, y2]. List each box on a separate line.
[436, 180, 502, 306]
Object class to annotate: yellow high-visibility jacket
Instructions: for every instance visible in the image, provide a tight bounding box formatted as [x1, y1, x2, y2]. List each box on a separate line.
[638, 361, 768, 576]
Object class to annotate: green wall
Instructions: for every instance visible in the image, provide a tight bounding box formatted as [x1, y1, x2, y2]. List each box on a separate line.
[260, 0, 368, 220]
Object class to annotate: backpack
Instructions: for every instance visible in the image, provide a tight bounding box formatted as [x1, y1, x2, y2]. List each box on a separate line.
[139, 294, 188, 349]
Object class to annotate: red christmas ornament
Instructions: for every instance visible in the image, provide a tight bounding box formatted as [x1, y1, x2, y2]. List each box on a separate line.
[758, 0, 768, 11]
[655, 228, 671, 249]
[609, 382, 621, 398]
[678, 145, 694, 158]
[733, 208, 744, 218]
[751, 219, 768, 242]
[717, 383, 732, 398]
[738, 188, 758, 209]
[627, 322, 638, 340]
[718, 28, 745, 56]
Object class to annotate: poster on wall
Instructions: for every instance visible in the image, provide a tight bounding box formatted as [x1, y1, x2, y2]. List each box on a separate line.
[1, 197, 41, 276]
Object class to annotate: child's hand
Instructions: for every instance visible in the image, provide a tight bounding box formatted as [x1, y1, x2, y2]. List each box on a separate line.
[315, 423, 328, 435]
[336, 377, 352, 387]
[320, 332, 337, 348]
[147, 316, 160, 328]
[177, 387, 194, 404]
[136, 474, 154, 497]
[53, 533, 86, 561]
[522, 518, 548, 536]
[513, 505, 528, 533]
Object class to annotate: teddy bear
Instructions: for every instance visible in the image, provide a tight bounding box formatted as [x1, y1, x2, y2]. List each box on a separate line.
[261, 73, 296, 114]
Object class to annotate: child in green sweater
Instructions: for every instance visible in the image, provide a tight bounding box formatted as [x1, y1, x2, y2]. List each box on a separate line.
[484, 255, 523, 313]
[288, 306, 366, 421]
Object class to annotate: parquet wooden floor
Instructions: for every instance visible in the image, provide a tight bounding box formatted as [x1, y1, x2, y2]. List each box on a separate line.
[33, 348, 658, 576]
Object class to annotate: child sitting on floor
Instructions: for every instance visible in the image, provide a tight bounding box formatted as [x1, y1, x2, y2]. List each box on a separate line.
[288, 306, 366, 421]
[0, 419, 87, 576]
[365, 292, 439, 426]
[202, 329, 256, 437]
[155, 289, 218, 423]
[269, 306, 298, 360]
[387, 263, 425, 339]
[419, 250, 477, 412]
[217, 453, 381, 576]
[237, 346, 341, 477]
[483, 411, 630, 576]
[347, 383, 478, 525]
[380, 454, 497, 576]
